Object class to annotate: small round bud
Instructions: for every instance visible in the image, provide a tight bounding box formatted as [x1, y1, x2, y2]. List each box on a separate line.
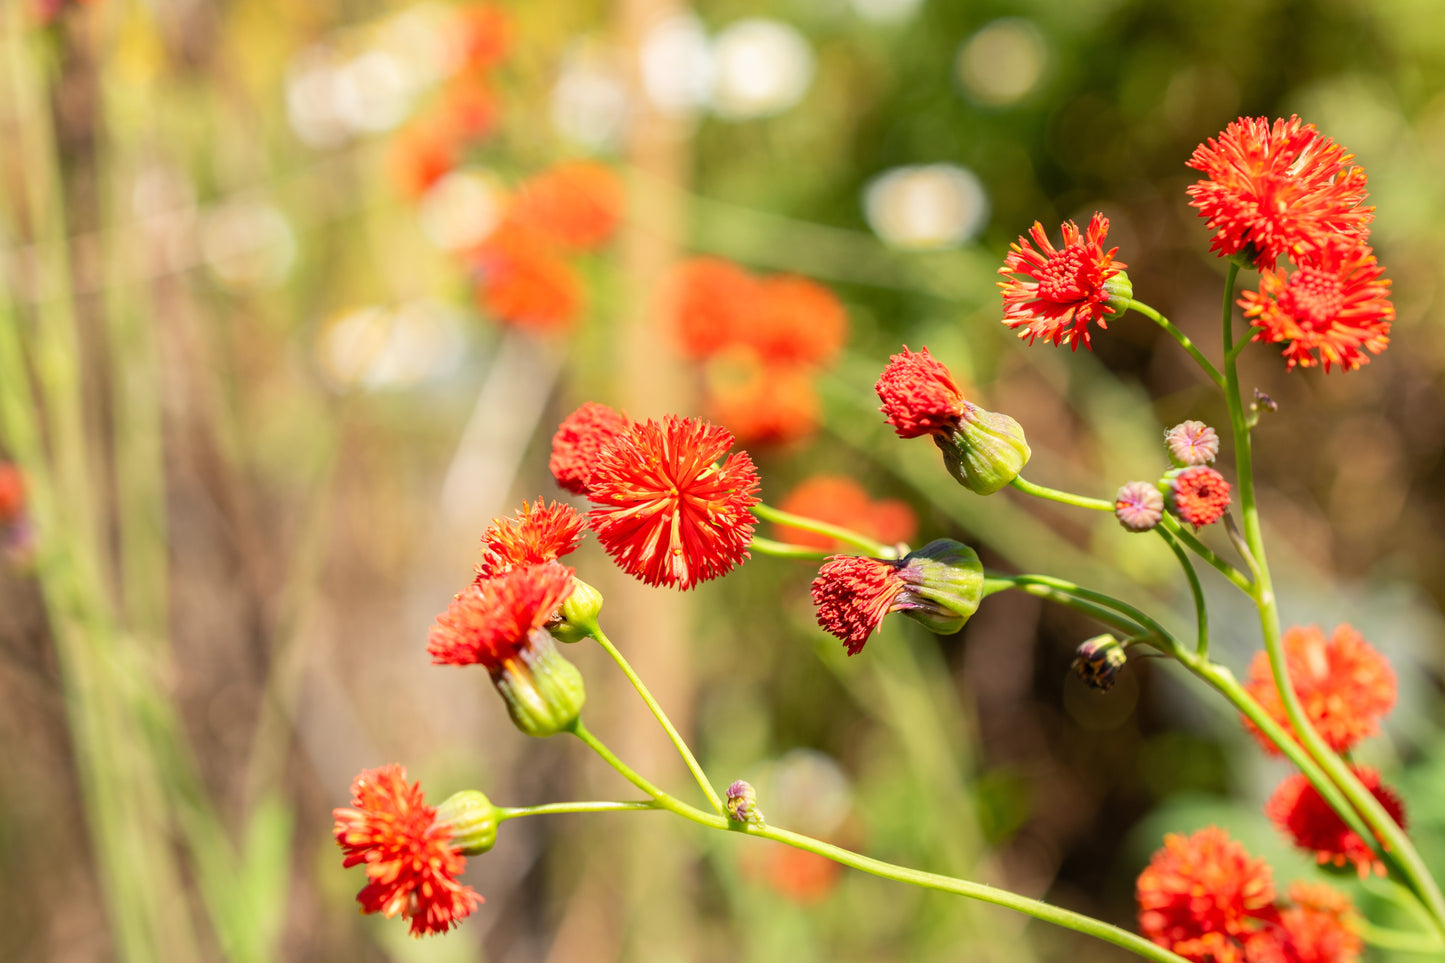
[1102, 269, 1134, 317]
[726, 780, 764, 825]
[1252, 389, 1278, 414]
[494, 628, 587, 737]
[1163, 466, 1231, 529]
[1114, 481, 1164, 533]
[435, 790, 499, 855]
[934, 403, 1032, 495]
[1165, 420, 1220, 467]
[550, 577, 603, 643]
[1072, 634, 1126, 690]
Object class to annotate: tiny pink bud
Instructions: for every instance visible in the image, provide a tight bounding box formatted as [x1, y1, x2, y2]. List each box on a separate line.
[1165, 420, 1220, 467]
[1114, 481, 1164, 533]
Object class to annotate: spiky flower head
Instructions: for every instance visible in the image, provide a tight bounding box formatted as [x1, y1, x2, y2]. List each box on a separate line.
[998, 212, 1131, 350]
[1265, 767, 1405, 878]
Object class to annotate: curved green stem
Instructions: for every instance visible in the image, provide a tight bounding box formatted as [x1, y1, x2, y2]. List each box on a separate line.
[498, 800, 660, 821]
[1219, 263, 1445, 936]
[587, 628, 725, 816]
[987, 572, 1176, 647]
[1355, 921, 1445, 955]
[1010, 475, 1113, 512]
[1126, 298, 1226, 389]
[1157, 529, 1208, 655]
[749, 535, 830, 561]
[751, 502, 896, 558]
[1157, 514, 1253, 594]
[571, 721, 1189, 962]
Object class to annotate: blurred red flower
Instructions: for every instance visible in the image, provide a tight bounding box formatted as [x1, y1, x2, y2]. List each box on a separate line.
[508, 161, 625, 252]
[1265, 767, 1405, 877]
[473, 226, 583, 332]
[774, 475, 916, 551]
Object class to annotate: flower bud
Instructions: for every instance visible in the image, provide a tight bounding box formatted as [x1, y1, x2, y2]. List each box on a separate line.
[726, 780, 764, 825]
[1165, 420, 1220, 467]
[494, 628, 587, 737]
[1162, 466, 1231, 529]
[549, 576, 603, 643]
[1103, 269, 1133, 317]
[1072, 634, 1126, 691]
[933, 403, 1031, 495]
[895, 539, 985, 636]
[1114, 481, 1164, 533]
[435, 789, 499, 856]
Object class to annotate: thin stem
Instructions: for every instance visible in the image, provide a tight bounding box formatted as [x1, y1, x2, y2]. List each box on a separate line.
[1219, 263, 1445, 935]
[498, 800, 660, 821]
[1157, 514, 1253, 594]
[1354, 921, 1445, 955]
[571, 721, 1190, 962]
[1157, 529, 1208, 655]
[587, 628, 725, 816]
[748, 535, 830, 561]
[1010, 475, 1113, 512]
[751, 502, 896, 557]
[1126, 298, 1226, 389]
[988, 573, 1176, 647]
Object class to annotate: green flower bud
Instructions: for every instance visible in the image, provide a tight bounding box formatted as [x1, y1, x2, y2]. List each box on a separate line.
[1072, 634, 1126, 691]
[435, 790, 499, 855]
[550, 577, 604, 643]
[494, 628, 587, 737]
[933, 403, 1031, 495]
[895, 538, 985, 636]
[1103, 269, 1133, 317]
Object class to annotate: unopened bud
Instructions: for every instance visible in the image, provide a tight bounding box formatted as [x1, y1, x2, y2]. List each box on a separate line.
[1165, 421, 1220, 467]
[494, 628, 587, 737]
[550, 577, 604, 643]
[1114, 481, 1164, 533]
[726, 780, 764, 825]
[934, 403, 1031, 495]
[894, 539, 985, 635]
[1072, 634, 1126, 690]
[435, 790, 499, 855]
[1162, 466, 1231, 529]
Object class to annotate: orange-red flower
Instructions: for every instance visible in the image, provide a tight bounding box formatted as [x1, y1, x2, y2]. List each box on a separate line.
[663, 257, 758, 359]
[703, 351, 820, 447]
[0, 463, 23, 527]
[474, 499, 585, 580]
[333, 764, 482, 937]
[549, 402, 632, 496]
[1265, 767, 1405, 877]
[472, 227, 583, 333]
[586, 415, 760, 589]
[1137, 827, 1277, 962]
[508, 161, 625, 252]
[1249, 883, 1362, 963]
[811, 556, 907, 655]
[1187, 115, 1373, 271]
[1241, 624, 1396, 756]
[391, 118, 461, 200]
[429, 563, 576, 669]
[452, 3, 511, 71]
[998, 212, 1128, 350]
[775, 475, 917, 551]
[735, 274, 848, 366]
[874, 345, 966, 439]
[1167, 466, 1232, 528]
[1238, 240, 1392, 373]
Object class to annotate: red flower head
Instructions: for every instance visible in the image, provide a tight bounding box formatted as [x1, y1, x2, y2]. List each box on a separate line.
[0, 463, 24, 527]
[391, 118, 460, 200]
[1186, 115, 1373, 271]
[1167, 466, 1232, 528]
[1241, 624, 1396, 756]
[1254, 883, 1362, 963]
[333, 764, 482, 937]
[453, 4, 511, 71]
[663, 257, 758, 360]
[998, 213, 1129, 350]
[508, 161, 625, 252]
[429, 563, 576, 670]
[1238, 240, 1392, 373]
[737, 275, 849, 366]
[775, 475, 917, 551]
[472, 227, 583, 333]
[550, 402, 632, 496]
[1137, 827, 1277, 961]
[474, 499, 585, 581]
[586, 415, 761, 589]
[811, 556, 907, 655]
[874, 346, 966, 439]
[703, 352, 820, 447]
[1265, 767, 1405, 877]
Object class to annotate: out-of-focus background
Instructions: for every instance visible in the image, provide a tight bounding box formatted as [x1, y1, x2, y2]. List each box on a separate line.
[2, 0, 1444, 960]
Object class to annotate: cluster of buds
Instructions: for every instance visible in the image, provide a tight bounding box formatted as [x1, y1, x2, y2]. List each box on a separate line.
[1114, 420, 1231, 532]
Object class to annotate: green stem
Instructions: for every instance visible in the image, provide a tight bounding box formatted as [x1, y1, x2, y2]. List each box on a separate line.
[1355, 921, 1445, 955]
[1157, 529, 1208, 655]
[1157, 514, 1253, 594]
[587, 628, 725, 816]
[987, 573, 1176, 646]
[1126, 299, 1226, 389]
[571, 721, 1189, 962]
[498, 800, 660, 820]
[1219, 263, 1445, 935]
[1010, 475, 1113, 512]
[748, 535, 830, 561]
[751, 502, 896, 557]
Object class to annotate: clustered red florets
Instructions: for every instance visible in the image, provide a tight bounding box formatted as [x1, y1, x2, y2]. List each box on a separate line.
[1168, 466, 1231, 528]
[475, 499, 584, 580]
[1137, 827, 1360, 963]
[874, 346, 966, 438]
[810, 555, 908, 655]
[428, 563, 576, 669]
[998, 212, 1128, 350]
[548, 401, 632, 496]
[1266, 767, 1406, 878]
[333, 765, 481, 937]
